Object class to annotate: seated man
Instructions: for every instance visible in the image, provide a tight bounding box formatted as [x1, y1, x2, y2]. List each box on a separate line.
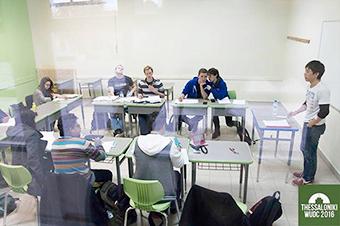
[132, 110, 184, 212]
[108, 64, 136, 136]
[6, 108, 53, 196]
[178, 68, 210, 132]
[137, 65, 165, 135]
[52, 113, 112, 184]
[0, 109, 10, 123]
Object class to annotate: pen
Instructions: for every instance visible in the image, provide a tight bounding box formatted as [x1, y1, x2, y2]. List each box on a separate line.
[229, 147, 239, 155]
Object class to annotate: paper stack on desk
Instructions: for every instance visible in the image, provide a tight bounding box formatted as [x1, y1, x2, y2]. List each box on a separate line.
[174, 99, 199, 104]
[93, 96, 118, 102]
[232, 100, 246, 105]
[217, 97, 231, 104]
[263, 120, 291, 128]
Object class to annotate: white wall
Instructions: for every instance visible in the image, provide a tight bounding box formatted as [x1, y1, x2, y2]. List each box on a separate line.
[26, 0, 292, 101]
[284, 0, 340, 177]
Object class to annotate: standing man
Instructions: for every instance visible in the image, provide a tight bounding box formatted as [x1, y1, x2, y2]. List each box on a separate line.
[107, 64, 137, 136]
[137, 65, 165, 135]
[178, 68, 210, 132]
[288, 60, 330, 186]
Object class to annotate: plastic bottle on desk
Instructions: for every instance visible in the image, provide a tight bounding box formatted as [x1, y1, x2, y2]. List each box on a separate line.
[32, 102, 37, 116]
[119, 91, 124, 98]
[272, 99, 278, 115]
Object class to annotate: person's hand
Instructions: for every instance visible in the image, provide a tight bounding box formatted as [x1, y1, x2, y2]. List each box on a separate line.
[2, 116, 10, 123]
[287, 111, 297, 118]
[178, 95, 184, 102]
[148, 85, 157, 94]
[94, 138, 102, 147]
[127, 92, 133, 97]
[307, 120, 315, 128]
[200, 82, 206, 87]
[138, 93, 143, 99]
[63, 95, 68, 100]
[206, 85, 211, 91]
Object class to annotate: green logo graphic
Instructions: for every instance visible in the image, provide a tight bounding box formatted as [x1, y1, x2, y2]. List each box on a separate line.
[299, 185, 340, 226]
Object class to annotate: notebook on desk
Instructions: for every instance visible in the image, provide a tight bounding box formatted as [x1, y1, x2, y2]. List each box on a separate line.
[263, 120, 291, 128]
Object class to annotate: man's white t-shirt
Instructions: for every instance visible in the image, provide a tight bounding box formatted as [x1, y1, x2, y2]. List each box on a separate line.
[305, 81, 330, 125]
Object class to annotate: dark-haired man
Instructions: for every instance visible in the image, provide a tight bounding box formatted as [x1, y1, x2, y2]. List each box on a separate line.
[52, 113, 111, 184]
[178, 68, 210, 132]
[288, 60, 330, 186]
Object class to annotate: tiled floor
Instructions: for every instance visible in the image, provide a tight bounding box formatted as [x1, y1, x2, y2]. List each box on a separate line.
[1, 100, 339, 226]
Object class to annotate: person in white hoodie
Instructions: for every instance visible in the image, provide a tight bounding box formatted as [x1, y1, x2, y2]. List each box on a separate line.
[131, 110, 184, 213]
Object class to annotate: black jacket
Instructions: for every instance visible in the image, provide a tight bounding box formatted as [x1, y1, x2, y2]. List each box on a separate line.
[6, 123, 49, 195]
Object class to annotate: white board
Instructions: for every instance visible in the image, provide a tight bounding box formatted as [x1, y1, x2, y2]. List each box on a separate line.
[319, 21, 340, 111]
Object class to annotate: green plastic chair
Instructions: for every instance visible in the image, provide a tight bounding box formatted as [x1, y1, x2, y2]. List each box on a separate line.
[228, 90, 237, 99]
[0, 163, 39, 226]
[236, 201, 247, 214]
[123, 178, 180, 226]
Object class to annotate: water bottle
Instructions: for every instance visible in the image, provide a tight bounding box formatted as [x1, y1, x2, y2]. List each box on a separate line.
[119, 90, 124, 98]
[272, 99, 278, 115]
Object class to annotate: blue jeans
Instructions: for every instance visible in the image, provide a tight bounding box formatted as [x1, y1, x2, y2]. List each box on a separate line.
[111, 114, 124, 131]
[300, 122, 325, 181]
[139, 114, 150, 135]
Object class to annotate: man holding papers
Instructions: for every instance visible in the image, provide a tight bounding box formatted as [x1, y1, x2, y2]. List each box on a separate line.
[178, 68, 210, 132]
[52, 113, 112, 184]
[288, 60, 330, 186]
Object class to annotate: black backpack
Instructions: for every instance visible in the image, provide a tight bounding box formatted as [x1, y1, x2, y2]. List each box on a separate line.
[91, 112, 111, 131]
[0, 193, 19, 217]
[246, 191, 282, 226]
[99, 182, 136, 226]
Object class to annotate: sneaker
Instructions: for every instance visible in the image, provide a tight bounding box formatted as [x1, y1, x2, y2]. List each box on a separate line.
[212, 130, 221, 139]
[292, 178, 315, 186]
[293, 172, 303, 178]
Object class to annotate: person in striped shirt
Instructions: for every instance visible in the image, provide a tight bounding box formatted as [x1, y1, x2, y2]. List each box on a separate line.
[137, 65, 165, 134]
[51, 114, 111, 184]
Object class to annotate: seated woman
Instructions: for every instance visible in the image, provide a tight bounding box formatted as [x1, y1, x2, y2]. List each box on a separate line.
[132, 110, 184, 213]
[137, 65, 165, 135]
[6, 108, 53, 196]
[33, 77, 66, 106]
[107, 64, 136, 136]
[178, 68, 210, 132]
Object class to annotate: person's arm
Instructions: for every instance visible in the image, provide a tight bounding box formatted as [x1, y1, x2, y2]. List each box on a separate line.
[308, 104, 330, 127]
[287, 101, 307, 118]
[148, 81, 165, 98]
[85, 139, 106, 162]
[169, 140, 184, 168]
[208, 83, 227, 100]
[52, 93, 67, 99]
[34, 89, 51, 105]
[108, 86, 115, 96]
[129, 84, 137, 96]
[26, 133, 45, 185]
[178, 93, 186, 102]
[199, 83, 209, 99]
[137, 82, 144, 99]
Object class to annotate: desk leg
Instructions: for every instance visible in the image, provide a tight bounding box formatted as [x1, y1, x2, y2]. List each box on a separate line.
[239, 164, 243, 198]
[251, 116, 255, 141]
[128, 113, 133, 137]
[243, 165, 249, 204]
[257, 131, 264, 182]
[184, 165, 187, 193]
[115, 156, 121, 186]
[78, 83, 82, 95]
[171, 90, 174, 100]
[241, 116, 245, 142]
[180, 167, 184, 204]
[128, 158, 134, 178]
[81, 101, 86, 129]
[285, 131, 296, 183]
[122, 112, 127, 137]
[192, 162, 196, 185]
[100, 80, 104, 96]
[275, 131, 280, 157]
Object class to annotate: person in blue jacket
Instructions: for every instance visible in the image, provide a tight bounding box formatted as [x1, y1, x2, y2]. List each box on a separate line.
[206, 68, 237, 139]
[178, 68, 210, 132]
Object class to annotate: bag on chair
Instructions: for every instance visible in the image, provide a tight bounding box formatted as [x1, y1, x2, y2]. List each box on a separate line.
[0, 193, 19, 217]
[246, 191, 282, 226]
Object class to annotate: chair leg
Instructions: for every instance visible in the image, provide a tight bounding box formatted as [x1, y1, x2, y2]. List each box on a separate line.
[160, 212, 168, 226]
[175, 199, 181, 222]
[139, 210, 144, 226]
[124, 207, 134, 226]
[3, 191, 10, 226]
[35, 196, 40, 226]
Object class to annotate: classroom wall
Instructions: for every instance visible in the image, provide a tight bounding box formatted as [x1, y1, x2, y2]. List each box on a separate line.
[0, 0, 38, 111]
[284, 0, 340, 178]
[26, 0, 292, 101]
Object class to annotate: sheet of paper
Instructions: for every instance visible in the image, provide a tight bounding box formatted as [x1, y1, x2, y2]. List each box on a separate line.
[174, 99, 199, 104]
[0, 118, 15, 127]
[263, 120, 291, 128]
[64, 94, 79, 98]
[53, 98, 65, 102]
[147, 96, 162, 103]
[217, 97, 231, 104]
[277, 115, 287, 119]
[181, 149, 189, 165]
[102, 141, 117, 153]
[232, 100, 246, 105]
[41, 131, 56, 151]
[93, 96, 118, 102]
